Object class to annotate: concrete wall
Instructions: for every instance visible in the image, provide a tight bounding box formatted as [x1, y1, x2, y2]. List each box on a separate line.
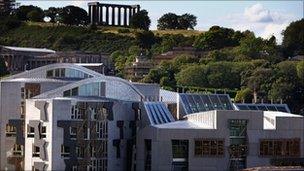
[136, 110, 304, 171]
[0, 82, 21, 170]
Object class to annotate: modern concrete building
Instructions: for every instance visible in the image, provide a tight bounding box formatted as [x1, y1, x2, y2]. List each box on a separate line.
[0, 64, 303, 171]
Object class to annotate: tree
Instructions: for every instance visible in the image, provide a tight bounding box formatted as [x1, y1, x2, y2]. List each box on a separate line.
[27, 9, 44, 22]
[58, 6, 88, 25]
[15, 5, 44, 21]
[235, 88, 253, 103]
[194, 26, 238, 50]
[130, 10, 151, 30]
[297, 61, 304, 85]
[157, 13, 179, 30]
[237, 34, 264, 59]
[0, 0, 16, 17]
[176, 65, 208, 87]
[245, 68, 273, 101]
[45, 7, 61, 23]
[282, 19, 304, 57]
[157, 12, 197, 30]
[178, 13, 197, 29]
[135, 31, 156, 50]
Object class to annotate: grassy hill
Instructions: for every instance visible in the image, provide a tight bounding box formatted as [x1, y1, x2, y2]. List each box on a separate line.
[0, 22, 136, 53]
[0, 22, 204, 53]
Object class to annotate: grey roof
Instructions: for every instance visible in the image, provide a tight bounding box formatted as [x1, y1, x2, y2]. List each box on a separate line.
[2, 46, 55, 53]
[2, 63, 146, 101]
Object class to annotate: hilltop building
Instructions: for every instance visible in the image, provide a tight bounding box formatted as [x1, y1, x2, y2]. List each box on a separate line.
[124, 55, 153, 82]
[0, 46, 112, 74]
[0, 64, 303, 171]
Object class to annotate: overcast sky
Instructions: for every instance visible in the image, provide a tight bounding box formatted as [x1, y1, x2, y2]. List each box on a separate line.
[18, 1, 304, 43]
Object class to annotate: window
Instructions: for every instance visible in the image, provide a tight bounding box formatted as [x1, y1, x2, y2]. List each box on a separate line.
[195, 139, 224, 157]
[27, 126, 35, 138]
[76, 146, 84, 158]
[72, 166, 78, 171]
[172, 140, 188, 159]
[46, 70, 53, 77]
[41, 126, 46, 138]
[90, 146, 96, 158]
[13, 144, 23, 156]
[6, 124, 16, 137]
[70, 127, 77, 139]
[260, 139, 300, 157]
[61, 145, 70, 157]
[71, 105, 82, 119]
[96, 121, 108, 139]
[33, 145, 40, 157]
[21, 101, 25, 118]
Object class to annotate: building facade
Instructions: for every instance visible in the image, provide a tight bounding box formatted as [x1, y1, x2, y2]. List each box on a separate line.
[0, 64, 303, 171]
[0, 46, 112, 74]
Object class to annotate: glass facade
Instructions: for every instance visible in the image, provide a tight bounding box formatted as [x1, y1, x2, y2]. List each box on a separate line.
[260, 139, 300, 157]
[144, 102, 174, 125]
[179, 93, 234, 114]
[46, 68, 92, 79]
[235, 103, 290, 113]
[194, 139, 224, 156]
[63, 82, 103, 97]
[171, 140, 188, 171]
[228, 119, 248, 171]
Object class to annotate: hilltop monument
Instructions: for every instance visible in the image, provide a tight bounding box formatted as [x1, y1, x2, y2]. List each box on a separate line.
[88, 2, 140, 26]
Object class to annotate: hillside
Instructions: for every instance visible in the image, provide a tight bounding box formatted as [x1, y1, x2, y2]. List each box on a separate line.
[0, 22, 136, 53]
[0, 22, 204, 53]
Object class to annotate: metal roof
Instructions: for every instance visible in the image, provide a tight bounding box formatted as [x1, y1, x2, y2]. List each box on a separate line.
[3, 46, 55, 53]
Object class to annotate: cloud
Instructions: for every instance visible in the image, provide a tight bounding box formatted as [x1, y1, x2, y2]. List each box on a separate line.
[70, 1, 87, 9]
[223, 3, 296, 44]
[244, 3, 273, 23]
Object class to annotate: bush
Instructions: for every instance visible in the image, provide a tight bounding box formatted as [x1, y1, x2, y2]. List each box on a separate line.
[117, 28, 130, 33]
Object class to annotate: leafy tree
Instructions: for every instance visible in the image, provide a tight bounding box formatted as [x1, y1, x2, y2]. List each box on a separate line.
[269, 78, 294, 101]
[58, 6, 88, 25]
[130, 10, 151, 30]
[237, 34, 264, 59]
[27, 9, 44, 22]
[245, 68, 273, 100]
[0, 0, 15, 17]
[135, 31, 156, 50]
[45, 7, 61, 23]
[194, 26, 239, 50]
[157, 13, 197, 30]
[157, 13, 179, 30]
[177, 13, 197, 29]
[282, 19, 304, 57]
[235, 88, 253, 103]
[0, 17, 21, 35]
[15, 5, 44, 21]
[297, 61, 304, 85]
[176, 65, 208, 87]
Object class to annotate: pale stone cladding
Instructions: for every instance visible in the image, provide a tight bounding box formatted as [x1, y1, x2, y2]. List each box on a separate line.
[136, 110, 304, 171]
[24, 97, 138, 171]
[0, 80, 68, 170]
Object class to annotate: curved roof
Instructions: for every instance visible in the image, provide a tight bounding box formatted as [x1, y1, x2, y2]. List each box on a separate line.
[4, 63, 101, 80]
[3, 63, 145, 100]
